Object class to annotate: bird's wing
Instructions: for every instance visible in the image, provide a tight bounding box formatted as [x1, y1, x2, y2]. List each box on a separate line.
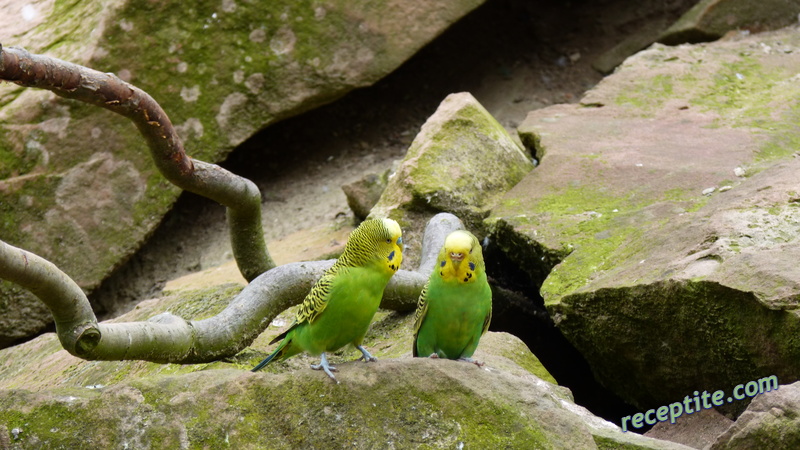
[295, 270, 338, 325]
[412, 281, 431, 356]
[268, 325, 293, 345]
[481, 303, 492, 336]
[413, 282, 431, 334]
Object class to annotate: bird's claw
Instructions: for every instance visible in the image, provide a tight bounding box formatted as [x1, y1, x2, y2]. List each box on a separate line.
[356, 345, 378, 363]
[458, 357, 485, 367]
[310, 363, 338, 372]
[310, 353, 339, 383]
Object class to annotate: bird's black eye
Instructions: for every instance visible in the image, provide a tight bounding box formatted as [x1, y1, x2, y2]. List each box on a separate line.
[386, 238, 391, 243]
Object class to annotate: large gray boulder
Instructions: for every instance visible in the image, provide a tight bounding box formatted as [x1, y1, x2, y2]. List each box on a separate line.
[710, 381, 800, 449]
[489, 27, 800, 412]
[659, 0, 800, 45]
[595, 0, 800, 74]
[0, 279, 687, 449]
[370, 92, 534, 266]
[0, 0, 486, 346]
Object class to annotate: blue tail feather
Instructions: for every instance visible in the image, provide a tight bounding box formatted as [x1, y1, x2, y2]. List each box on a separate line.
[252, 338, 289, 372]
[251, 348, 280, 372]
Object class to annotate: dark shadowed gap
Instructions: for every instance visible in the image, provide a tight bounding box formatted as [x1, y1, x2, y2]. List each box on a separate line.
[483, 241, 650, 430]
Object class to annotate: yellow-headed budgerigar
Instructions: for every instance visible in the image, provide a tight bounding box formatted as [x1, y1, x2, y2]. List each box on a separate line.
[413, 229, 492, 365]
[252, 218, 403, 381]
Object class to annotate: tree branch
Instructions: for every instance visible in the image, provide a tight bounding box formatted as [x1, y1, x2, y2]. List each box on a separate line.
[0, 240, 98, 356]
[0, 44, 274, 281]
[0, 44, 470, 363]
[0, 213, 464, 363]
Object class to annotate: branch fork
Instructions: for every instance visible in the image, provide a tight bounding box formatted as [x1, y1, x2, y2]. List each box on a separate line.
[0, 44, 465, 363]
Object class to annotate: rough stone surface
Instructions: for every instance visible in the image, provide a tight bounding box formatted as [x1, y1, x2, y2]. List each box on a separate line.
[659, 0, 800, 45]
[591, 0, 700, 74]
[0, 276, 686, 449]
[489, 27, 800, 412]
[341, 169, 391, 220]
[0, 362, 685, 449]
[370, 91, 534, 267]
[593, 0, 798, 75]
[710, 381, 800, 449]
[0, 0, 487, 346]
[645, 408, 734, 449]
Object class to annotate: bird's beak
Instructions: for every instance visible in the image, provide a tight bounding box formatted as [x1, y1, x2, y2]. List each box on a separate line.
[449, 251, 464, 268]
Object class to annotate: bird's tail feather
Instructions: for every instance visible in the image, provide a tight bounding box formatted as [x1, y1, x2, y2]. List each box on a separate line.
[251, 339, 289, 372]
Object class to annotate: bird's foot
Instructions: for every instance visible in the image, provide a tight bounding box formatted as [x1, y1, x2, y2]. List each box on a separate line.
[458, 357, 484, 367]
[427, 353, 440, 359]
[356, 345, 378, 363]
[310, 353, 339, 383]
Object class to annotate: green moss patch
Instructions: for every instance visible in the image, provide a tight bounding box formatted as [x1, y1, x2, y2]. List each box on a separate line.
[557, 279, 800, 410]
[489, 27, 800, 415]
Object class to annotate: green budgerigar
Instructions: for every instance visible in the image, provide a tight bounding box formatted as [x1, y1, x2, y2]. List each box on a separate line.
[252, 218, 403, 382]
[413, 229, 492, 365]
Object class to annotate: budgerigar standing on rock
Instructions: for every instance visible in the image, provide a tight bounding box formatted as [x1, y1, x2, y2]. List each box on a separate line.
[252, 218, 403, 382]
[413, 229, 492, 365]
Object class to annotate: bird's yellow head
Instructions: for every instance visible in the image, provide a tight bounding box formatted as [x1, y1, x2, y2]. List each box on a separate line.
[436, 230, 483, 284]
[380, 218, 404, 274]
[338, 218, 403, 275]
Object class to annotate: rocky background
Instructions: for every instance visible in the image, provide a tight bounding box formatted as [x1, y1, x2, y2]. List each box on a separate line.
[2, 0, 800, 448]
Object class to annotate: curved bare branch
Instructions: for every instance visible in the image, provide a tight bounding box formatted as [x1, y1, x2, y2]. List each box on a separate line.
[0, 44, 274, 281]
[0, 45, 476, 364]
[0, 240, 97, 356]
[0, 214, 464, 363]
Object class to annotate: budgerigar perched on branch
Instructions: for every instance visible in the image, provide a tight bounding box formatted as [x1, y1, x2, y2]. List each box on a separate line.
[252, 218, 403, 382]
[413, 230, 492, 365]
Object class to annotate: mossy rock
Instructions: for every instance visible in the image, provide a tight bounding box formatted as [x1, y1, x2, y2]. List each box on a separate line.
[0, 277, 687, 448]
[489, 27, 800, 412]
[709, 381, 800, 449]
[659, 0, 800, 45]
[0, 0, 487, 346]
[0, 363, 686, 449]
[370, 91, 534, 268]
